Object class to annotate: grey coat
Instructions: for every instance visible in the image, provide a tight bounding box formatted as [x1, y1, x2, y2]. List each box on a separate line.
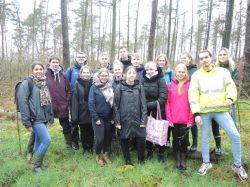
[114, 81, 147, 139]
[17, 78, 54, 128]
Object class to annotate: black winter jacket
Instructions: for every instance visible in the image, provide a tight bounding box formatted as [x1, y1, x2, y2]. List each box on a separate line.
[114, 81, 147, 139]
[71, 78, 92, 124]
[141, 67, 167, 119]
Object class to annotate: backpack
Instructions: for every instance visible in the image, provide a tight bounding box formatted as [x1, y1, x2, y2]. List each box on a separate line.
[14, 77, 34, 112]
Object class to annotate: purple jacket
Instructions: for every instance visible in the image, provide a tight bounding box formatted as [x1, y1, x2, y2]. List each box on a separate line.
[46, 67, 71, 118]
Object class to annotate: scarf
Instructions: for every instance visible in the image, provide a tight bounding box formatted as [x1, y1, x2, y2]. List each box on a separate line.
[49, 66, 62, 83]
[31, 73, 51, 106]
[93, 73, 114, 107]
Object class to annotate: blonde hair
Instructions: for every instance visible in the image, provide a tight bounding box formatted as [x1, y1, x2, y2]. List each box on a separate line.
[145, 61, 157, 71]
[180, 52, 194, 65]
[155, 54, 171, 74]
[215, 48, 236, 72]
[80, 65, 91, 74]
[174, 63, 188, 95]
[113, 60, 124, 70]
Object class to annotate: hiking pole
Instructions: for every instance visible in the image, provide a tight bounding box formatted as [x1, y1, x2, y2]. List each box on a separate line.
[16, 112, 22, 154]
[236, 100, 241, 130]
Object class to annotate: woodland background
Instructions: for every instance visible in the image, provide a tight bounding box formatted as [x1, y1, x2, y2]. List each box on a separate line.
[0, 0, 250, 112]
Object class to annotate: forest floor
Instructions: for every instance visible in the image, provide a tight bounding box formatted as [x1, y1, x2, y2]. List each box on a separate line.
[0, 100, 250, 186]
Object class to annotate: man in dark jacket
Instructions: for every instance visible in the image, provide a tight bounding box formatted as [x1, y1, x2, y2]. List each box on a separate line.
[119, 46, 132, 70]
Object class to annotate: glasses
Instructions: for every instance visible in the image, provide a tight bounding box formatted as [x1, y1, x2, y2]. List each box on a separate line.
[218, 53, 227, 56]
[200, 56, 210, 61]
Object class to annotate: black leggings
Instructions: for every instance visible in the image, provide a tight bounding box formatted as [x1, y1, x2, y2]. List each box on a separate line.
[212, 119, 221, 147]
[172, 124, 189, 153]
[79, 123, 94, 151]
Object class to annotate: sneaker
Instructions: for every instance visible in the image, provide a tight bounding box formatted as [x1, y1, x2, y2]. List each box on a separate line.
[215, 147, 222, 156]
[232, 165, 249, 180]
[198, 163, 212, 175]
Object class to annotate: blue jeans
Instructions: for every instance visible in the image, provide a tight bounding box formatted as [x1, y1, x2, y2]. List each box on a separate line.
[200, 112, 241, 166]
[32, 123, 51, 156]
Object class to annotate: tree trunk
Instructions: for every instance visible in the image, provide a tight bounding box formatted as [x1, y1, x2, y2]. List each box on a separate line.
[127, 0, 130, 50]
[90, 0, 94, 62]
[81, 0, 89, 52]
[1, 0, 6, 60]
[204, 0, 213, 49]
[147, 0, 158, 61]
[243, 0, 250, 97]
[32, 0, 36, 62]
[42, 0, 49, 57]
[167, 0, 172, 57]
[110, 0, 116, 63]
[134, 0, 140, 52]
[61, 0, 70, 69]
[189, 0, 194, 52]
[222, 0, 234, 48]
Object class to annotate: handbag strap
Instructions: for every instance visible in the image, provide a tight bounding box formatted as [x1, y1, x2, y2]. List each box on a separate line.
[156, 101, 162, 120]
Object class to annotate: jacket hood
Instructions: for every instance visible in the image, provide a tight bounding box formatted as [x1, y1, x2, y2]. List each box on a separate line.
[143, 67, 163, 82]
[187, 64, 197, 69]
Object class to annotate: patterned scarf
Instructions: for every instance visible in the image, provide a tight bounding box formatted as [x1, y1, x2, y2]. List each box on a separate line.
[31, 73, 51, 106]
[93, 73, 114, 107]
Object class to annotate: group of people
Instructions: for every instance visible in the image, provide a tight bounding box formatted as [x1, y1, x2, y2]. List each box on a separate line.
[17, 46, 248, 181]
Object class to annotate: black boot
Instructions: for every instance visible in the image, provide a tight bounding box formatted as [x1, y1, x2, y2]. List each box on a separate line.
[33, 154, 44, 173]
[64, 133, 75, 154]
[180, 152, 187, 170]
[157, 153, 165, 163]
[175, 151, 181, 170]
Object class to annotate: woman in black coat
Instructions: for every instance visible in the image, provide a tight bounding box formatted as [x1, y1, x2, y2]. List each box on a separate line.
[141, 62, 167, 162]
[114, 66, 147, 165]
[71, 66, 93, 154]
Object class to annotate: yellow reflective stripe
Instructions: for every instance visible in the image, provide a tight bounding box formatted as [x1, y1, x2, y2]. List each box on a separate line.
[201, 105, 228, 111]
[200, 88, 225, 95]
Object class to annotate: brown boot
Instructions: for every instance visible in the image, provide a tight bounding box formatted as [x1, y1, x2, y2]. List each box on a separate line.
[103, 152, 112, 164]
[96, 154, 105, 165]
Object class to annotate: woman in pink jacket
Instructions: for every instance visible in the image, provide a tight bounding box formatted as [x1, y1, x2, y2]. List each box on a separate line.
[166, 63, 194, 171]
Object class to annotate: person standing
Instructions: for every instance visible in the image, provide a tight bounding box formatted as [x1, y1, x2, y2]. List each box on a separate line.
[18, 63, 53, 172]
[88, 68, 114, 165]
[131, 52, 144, 82]
[119, 46, 132, 70]
[66, 52, 88, 150]
[189, 50, 248, 180]
[166, 63, 193, 170]
[71, 66, 94, 154]
[155, 54, 174, 148]
[114, 66, 147, 165]
[141, 62, 167, 162]
[46, 55, 72, 153]
[215, 47, 240, 125]
[112, 61, 124, 90]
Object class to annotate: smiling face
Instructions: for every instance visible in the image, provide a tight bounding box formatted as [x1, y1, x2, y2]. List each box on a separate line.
[113, 65, 123, 78]
[76, 53, 87, 66]
[49, 59, 60, 70]
[180, 54, 191, 66]
[80, 67, 91, 80]
[119, 47, 129, 60]
[218, 49, 229, 64]
[32, 64, 44, 76]
[175, 66, 186, 81]
[99, 71, 109, 84]
[156, 56, 167, 68]
[126, 68, 136, 83]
